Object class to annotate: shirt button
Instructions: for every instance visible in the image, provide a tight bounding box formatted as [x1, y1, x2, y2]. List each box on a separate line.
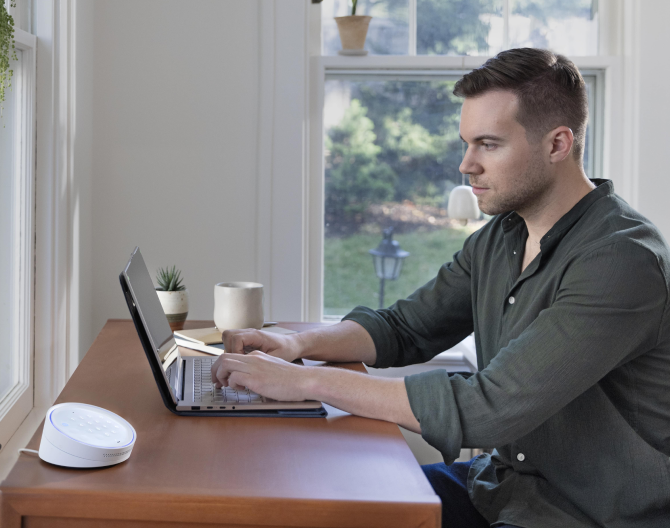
[508, 296, 515, 305]
[517, 453, 525, 462]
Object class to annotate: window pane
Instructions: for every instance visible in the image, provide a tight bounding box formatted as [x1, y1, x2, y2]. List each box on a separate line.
[323, 77, 483, 318]
[323, 72, 597, 319]
[322, 0, 409, 56]
[417, 0, 504, 56]
[583, 74, 595, 179]
[7, 0, 33, 33]
[0, 51, 20, 401]
[508, 0, 598, 55]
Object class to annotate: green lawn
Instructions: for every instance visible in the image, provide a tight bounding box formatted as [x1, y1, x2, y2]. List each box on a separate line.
[324, 225, 479, 317]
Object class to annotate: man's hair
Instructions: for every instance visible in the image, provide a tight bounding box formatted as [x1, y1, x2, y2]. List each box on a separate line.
[453, 48, 588, 163]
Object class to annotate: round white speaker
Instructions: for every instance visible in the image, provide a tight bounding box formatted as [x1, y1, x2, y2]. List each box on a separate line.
[39, 403, 137, 468]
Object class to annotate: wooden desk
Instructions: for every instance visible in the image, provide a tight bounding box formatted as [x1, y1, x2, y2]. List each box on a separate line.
[1, 320, 440, 528]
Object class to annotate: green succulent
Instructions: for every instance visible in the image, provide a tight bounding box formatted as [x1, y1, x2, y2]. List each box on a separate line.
[0, 0, 17, 115]
[156, 266, 185, 292]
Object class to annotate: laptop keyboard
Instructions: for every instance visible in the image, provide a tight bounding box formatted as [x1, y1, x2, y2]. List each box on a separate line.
[193, 357, 264, 404]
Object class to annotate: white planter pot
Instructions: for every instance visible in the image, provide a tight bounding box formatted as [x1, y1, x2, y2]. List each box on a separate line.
[156, 289, 189, 331]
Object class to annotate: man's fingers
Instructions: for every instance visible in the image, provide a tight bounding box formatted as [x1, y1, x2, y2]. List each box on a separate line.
[212, 356, 251, 387]
[228, 371, 251, 391]
[222, 329, 268, 355]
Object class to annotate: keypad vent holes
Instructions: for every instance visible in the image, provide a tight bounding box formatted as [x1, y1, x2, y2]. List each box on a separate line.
[103, 450, 131, 457]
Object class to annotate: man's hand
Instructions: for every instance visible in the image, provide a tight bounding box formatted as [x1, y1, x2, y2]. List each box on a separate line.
[211, 351, 309, 401]
[220, 328, 304, 363]
[208, 322, 419, 432]
[211, 347, 421, 434]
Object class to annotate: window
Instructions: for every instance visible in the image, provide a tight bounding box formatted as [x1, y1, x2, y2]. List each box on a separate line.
[0, 1, 80, 473]
[312, 0, 606, 321]
[0, 26, 36, 451]
[322, 0, 599, 56]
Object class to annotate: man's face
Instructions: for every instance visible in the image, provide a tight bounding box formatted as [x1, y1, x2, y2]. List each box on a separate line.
[459, 90, 551, 216]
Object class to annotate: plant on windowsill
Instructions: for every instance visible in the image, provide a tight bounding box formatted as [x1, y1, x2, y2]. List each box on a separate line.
[0, 0, 17, 116]
[155, 266, 189, 331]
[334, 0, 372, 56]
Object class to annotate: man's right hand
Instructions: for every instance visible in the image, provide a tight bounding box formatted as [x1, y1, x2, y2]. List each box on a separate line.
[220, 328, 304, 363]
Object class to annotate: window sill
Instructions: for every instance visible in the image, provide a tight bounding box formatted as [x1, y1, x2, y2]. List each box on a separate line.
[314, 55, 618, 71]
[0, 406, 48, 482]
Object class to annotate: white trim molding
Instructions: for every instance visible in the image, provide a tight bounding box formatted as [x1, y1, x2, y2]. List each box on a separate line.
[0, 0, 77, 476]
[34, 0, 76, 413]
[620, 0, 641, 210]
[256, 0, 312, 323]
[0, 28, 37, 454]
[256, 2, 275, 320]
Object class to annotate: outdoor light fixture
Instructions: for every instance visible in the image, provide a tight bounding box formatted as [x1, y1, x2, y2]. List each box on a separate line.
[38, 402, 137, 468]
[369, 227, 409, 309]
[447, 173, 480, 223]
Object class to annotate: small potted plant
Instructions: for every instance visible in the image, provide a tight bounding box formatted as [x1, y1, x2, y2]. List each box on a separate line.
[335, 0, 372, 56]
[155, 266, 189, 331]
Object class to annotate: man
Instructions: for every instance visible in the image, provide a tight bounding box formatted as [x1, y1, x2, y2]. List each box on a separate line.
[212, 48, 670, 527]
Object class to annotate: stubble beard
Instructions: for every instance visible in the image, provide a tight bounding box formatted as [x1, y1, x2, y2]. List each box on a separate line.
[474, 151, 550, 217]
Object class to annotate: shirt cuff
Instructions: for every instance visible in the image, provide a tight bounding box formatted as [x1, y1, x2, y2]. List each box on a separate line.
[341, 306, 400, 368]
[405, 369, 464, 464]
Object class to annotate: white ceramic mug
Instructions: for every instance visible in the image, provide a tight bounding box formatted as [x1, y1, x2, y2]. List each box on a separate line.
[213, 282, 264, 331]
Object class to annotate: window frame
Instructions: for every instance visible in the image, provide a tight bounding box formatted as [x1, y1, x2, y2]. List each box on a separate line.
[254, 0, 628, 325]
[0, 27, 37, 452]
[0, 0, 77, 479]
[308, 52, 618, 322]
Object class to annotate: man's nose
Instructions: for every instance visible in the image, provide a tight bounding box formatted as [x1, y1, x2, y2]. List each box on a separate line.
[459, 145, 481, 176]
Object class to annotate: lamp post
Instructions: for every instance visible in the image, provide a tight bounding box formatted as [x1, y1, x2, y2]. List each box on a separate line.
[369, 227, 409, 309]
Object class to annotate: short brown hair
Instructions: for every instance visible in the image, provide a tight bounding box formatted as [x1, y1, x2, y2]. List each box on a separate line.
[453, 48, 588, 163]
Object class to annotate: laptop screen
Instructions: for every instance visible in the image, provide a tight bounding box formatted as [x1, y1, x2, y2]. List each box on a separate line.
[122, 247, 179, 379]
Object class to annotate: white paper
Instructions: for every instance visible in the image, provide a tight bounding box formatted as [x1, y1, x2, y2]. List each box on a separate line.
[174, 337, 225, 356]
[262, 326, 297, 335]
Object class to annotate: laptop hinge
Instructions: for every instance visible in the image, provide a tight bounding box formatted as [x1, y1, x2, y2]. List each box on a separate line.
[178, 359, 186, 401]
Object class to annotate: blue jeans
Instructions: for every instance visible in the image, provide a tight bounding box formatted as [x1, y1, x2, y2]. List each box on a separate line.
[422, 458, 520, 528]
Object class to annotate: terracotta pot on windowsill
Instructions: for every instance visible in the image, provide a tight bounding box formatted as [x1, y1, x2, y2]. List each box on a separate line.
[335, 15, 372, 56]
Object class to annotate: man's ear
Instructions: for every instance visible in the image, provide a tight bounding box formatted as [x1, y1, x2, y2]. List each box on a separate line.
[547, 126, 574, 163]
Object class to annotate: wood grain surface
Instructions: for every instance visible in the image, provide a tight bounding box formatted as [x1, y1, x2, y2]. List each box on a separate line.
[0, 320, 440, 527]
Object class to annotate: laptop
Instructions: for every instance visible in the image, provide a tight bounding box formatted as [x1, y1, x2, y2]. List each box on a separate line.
[119, 247, 327, 418]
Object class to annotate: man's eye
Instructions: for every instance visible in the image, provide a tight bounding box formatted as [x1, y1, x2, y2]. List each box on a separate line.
[482, 143, 497, 150]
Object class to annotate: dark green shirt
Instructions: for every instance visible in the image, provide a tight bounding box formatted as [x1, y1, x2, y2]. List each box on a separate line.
[344, 180, 670, 527]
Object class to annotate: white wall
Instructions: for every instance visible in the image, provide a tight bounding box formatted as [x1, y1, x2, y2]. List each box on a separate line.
[634, 1, 670, 239]
[78, 0, 261, 352]
[71, 0, 670, 359]
[74, 0, 94, 361]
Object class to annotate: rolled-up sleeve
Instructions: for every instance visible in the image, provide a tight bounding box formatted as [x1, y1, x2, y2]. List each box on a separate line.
[405, 241, 667, 464]
[343, 233, 476, 368]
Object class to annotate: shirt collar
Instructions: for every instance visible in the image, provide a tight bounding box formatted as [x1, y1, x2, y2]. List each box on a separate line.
[500, 179, 613, 251]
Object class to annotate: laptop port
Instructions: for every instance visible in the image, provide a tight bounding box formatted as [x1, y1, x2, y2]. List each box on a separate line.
[220, 406, 225, 409]
[191, 406, 200, 410]
[207, 406, 213, 409]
